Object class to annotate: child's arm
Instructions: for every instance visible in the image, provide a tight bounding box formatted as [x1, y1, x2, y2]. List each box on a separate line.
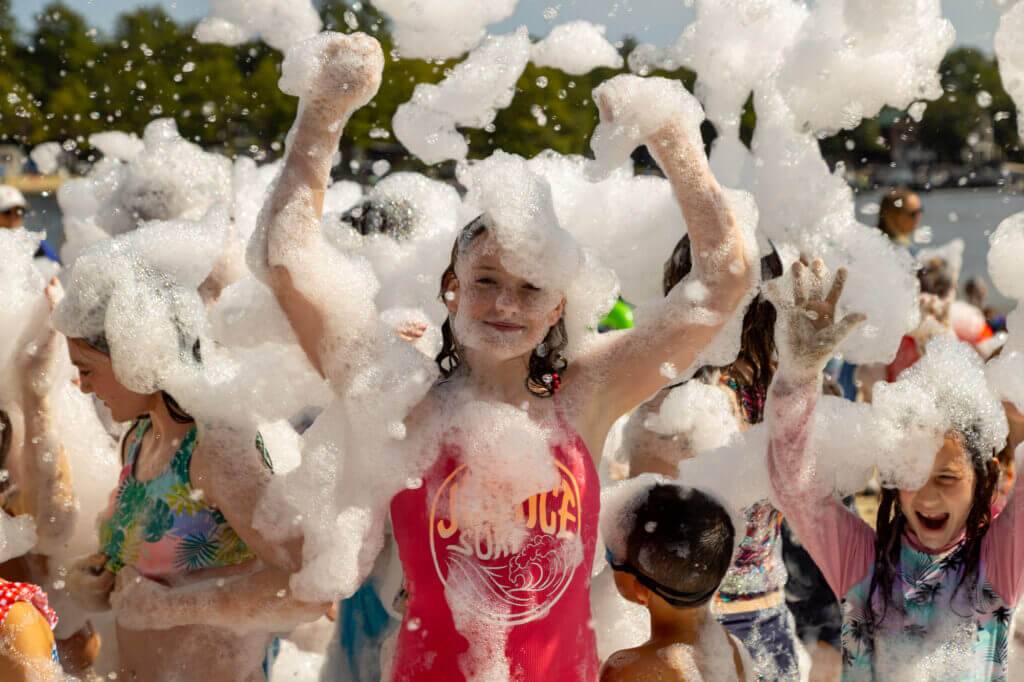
[251, 32, 383, 386]
[766, 261, 875, 600]
[982, 402, 1024, 605]
[190, 430, 302, 572]
[575, 75, 753, 430]
[110, 565, 330, 632]
[0, 602, 60, 682]
[16, 281, 77, 553]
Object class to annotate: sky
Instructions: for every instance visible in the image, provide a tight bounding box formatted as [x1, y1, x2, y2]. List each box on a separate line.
[8, 0, 1008, 53]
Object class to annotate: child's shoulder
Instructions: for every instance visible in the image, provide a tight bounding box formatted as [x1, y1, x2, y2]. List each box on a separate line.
[0, 601, 55, 658]
[601, 645, 691, 682]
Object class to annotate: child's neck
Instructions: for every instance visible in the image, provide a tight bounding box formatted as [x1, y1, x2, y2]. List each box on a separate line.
[647, 600, 712, 645]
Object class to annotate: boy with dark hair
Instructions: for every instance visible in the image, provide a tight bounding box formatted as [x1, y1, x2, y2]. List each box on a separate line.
[601, 483, 750, 681]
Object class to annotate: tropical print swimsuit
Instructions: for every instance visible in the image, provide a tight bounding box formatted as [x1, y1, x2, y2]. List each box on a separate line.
[99, 417, 258, 580]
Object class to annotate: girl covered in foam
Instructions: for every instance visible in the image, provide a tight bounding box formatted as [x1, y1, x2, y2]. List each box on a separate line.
[766, 259, 1020, 680]
[53, 224, 328, 681]
[252, 31, 755, 682]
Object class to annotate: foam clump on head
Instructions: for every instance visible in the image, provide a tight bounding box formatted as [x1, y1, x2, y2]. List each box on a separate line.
[194, 0, 322, 51]
[995, 2, 1024, 143]
[393, 28, 531, 165]
[62, 118, 234, 246]
[773, 0, 952, 134]
[53, 212, 227, 396]
[530, 21, 623, 75]
[871, 336, 1007, 489]
[457, 151, 619, 358]
[524, 150, 681, 305]
[372, 0, 519, 59]
[589, 74, 706, 178]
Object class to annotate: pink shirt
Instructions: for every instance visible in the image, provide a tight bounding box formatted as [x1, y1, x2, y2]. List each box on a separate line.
[766, 378, 1024, 606]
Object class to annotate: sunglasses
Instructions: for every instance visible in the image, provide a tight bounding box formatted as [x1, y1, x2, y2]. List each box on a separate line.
[1, 206, 25, 217]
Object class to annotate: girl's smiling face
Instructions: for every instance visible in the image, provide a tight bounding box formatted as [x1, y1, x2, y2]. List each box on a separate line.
[899, 435, 977, 550]
[446, 233, 565, 362]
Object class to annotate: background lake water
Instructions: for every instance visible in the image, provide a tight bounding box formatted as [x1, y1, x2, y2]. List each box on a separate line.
[22, 184, 1024, 312]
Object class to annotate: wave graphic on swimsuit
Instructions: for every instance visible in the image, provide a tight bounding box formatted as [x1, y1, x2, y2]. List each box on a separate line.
[445, 533, 577, 625]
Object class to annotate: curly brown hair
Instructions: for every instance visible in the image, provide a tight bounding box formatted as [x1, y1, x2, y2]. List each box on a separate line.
[435, 216, 568, 398]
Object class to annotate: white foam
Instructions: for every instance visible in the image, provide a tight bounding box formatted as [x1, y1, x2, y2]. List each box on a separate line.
[530, 21, 623, 75]
[394, 29, 531, 165]
[773, 0, 953, 135]
[589, 74, 706, 178]
[30, 141, 62, 175]
[995, 2, 1024, 143]
[372, 0, 519, 59]
[194, 0, 322, 52]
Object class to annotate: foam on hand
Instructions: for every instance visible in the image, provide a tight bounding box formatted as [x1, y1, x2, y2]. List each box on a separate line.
[530, 21, 623, 75]
[194, 0, 322, 51]
[372, 0, 519, 59]
[393, 29, 531, 165]
[589, 74, 706, 178]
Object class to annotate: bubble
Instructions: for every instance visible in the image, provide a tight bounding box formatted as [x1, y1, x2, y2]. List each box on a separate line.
[976, 90, 993, 107]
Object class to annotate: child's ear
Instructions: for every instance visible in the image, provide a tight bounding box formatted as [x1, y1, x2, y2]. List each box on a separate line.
[444, 278, 460, 315]
[612, 571, 650, 607]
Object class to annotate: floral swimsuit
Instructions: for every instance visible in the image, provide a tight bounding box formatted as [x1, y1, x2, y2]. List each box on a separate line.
[99, 417, 258, 580]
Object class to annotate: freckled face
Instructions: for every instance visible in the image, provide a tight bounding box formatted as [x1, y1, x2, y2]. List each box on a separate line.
[446, 235, 565, 362]
[66, 338, 150, 423]
[899, 436, 977, 550]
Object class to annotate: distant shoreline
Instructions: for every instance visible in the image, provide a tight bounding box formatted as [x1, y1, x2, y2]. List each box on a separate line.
[2, 174, 67, 194]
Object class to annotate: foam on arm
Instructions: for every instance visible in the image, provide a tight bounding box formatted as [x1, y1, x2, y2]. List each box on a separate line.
[982, 442, 1024, 606]
[767, 372, 875, 600]
[251, 33, 384, 385]
[582, 76, 753, 424]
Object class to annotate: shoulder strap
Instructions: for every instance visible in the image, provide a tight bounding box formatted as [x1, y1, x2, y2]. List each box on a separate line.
[121, 418, 150, 468]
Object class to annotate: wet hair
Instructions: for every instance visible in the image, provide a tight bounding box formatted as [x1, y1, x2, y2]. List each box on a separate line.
[917, 257, 954, 299]
[868, 427, 999, 629]
[618, 484, 735, 607]
[663, 234, 783, 394]
[436, 215, 568, 398]
[877, 187, 919, 240]
[341, 198, 416, 239]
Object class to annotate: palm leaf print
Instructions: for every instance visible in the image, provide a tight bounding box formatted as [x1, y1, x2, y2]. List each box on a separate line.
[174, 531, 219, 571]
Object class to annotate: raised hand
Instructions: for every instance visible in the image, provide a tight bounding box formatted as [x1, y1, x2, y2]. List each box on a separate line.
[773, 259, 866, 384]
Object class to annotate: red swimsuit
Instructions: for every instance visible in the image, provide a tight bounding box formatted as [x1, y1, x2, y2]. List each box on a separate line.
[389, 417, 600, 681]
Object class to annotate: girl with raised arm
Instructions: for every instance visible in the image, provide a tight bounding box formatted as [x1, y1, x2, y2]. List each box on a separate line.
[256, 32, 752, 681]
[767, 259, 1023, 679]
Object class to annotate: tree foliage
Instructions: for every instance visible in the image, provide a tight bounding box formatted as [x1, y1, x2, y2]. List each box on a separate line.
[0, 2, 1018, 172]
